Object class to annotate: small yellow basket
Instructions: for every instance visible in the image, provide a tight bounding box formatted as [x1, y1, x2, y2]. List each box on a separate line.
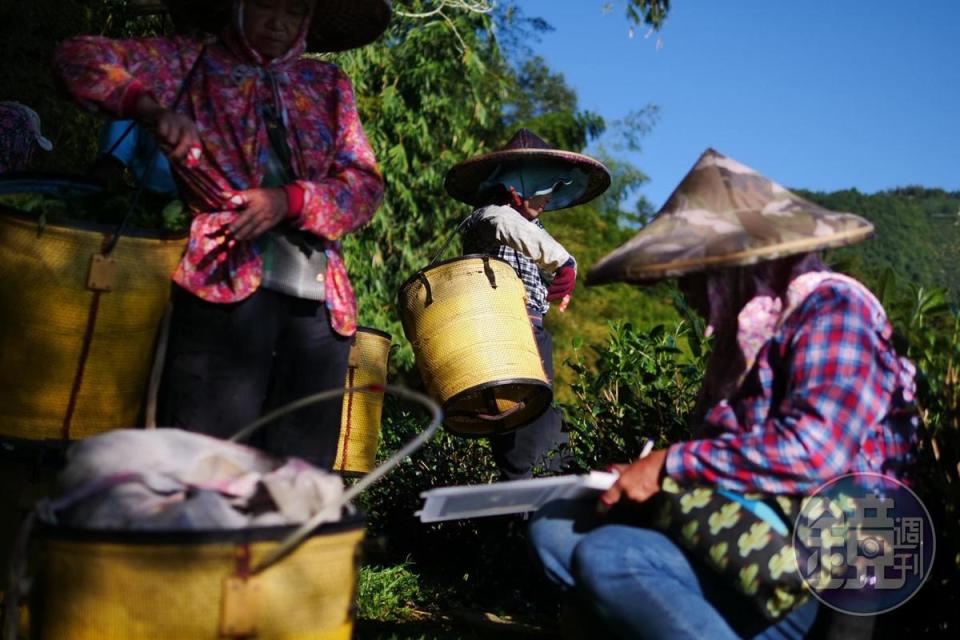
[334, 327, 392, 475]
[398, 255, 552, 436]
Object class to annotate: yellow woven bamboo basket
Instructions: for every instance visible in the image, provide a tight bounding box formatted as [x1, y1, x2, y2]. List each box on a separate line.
[334, 327, 392, 475]
[0, 206, 186, 441]
[30, 518, 364, 640]
[397, 255, 551, 436]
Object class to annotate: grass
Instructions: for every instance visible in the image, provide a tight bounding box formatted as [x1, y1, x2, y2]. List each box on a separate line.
[355, 558, 558, 639]
[357, 561, 428, 623]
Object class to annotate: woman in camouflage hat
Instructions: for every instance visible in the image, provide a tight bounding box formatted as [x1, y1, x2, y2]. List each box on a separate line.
[529, 149, 919, 638]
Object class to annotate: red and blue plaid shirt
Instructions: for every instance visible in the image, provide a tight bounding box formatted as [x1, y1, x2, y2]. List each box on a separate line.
[666, 279, 919, 496]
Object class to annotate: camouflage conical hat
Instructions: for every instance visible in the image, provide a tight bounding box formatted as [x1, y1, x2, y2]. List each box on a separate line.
[587, 148, 874, 285]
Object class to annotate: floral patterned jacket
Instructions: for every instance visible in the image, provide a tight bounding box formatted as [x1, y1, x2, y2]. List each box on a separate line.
[55, 11, 383, 335]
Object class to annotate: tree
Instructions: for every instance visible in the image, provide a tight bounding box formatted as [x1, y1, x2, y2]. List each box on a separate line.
[622, 0, 672, 30]
[333, 5, 510, 367]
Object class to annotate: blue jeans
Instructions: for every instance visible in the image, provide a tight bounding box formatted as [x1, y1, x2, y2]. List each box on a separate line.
[529, 499, 819, 640]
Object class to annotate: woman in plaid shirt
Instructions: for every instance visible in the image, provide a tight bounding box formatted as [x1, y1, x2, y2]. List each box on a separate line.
[530, 149, 918, 639]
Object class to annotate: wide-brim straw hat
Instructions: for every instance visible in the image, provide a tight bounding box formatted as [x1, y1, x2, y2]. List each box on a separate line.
[587, 148, 874, 285]
[163, 0, 392, 52]
[445, 129, 611, 211]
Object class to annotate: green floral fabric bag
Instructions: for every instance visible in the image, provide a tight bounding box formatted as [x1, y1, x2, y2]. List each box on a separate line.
[649, 476, 809, 621]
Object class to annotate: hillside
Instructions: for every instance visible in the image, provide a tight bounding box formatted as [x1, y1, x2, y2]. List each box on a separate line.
[543, 186, 960, 402]
[802, 187, 960, 296]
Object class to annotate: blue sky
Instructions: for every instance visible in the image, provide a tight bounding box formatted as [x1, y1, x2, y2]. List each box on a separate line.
[516, 0, 960, 210]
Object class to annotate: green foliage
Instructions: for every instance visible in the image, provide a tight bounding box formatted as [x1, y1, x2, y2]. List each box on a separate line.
[0, 0, 169, 174]
[860, 270, 960, 635]
[332, 6, 510, 368]
[503, 55, 605, 151]
[544, 209, 678, 403]
[562, 320, 703, 469]
[621, 0, 672, 31]
[870, 270, 960, 470]
[360, 398, 497, 544]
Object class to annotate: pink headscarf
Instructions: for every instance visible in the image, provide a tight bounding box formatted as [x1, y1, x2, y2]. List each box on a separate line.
[695, 254, 826, 410]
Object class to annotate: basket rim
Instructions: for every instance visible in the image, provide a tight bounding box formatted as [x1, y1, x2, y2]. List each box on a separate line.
[35, 510, 365, 545]
[356, 326, 392, 341]
[442, 377, 553, 438]
[397, 253, 516, 297]
[1, 207, 190, 241]
[0, 172, 189, 240]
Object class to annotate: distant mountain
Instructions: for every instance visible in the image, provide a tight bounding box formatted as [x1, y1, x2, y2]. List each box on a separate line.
[799, 187, 960, 297]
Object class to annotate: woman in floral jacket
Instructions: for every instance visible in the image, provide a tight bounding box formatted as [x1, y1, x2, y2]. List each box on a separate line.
[55, 0, 389, 468]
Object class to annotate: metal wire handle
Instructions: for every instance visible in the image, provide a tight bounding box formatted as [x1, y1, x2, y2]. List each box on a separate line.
[0, 384, 441, 632]
[426, 214, 472, 267]
[229, 383, 442, 575]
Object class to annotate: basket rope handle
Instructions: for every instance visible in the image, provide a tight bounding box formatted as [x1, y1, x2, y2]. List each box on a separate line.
[228, 384, 442, 575]
[101, 46, 207, 256]
[481, 255, 497, 288]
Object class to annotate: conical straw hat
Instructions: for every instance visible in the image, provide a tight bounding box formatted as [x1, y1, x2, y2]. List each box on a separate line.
[587, 148, 874, 285]
[445, 129, 611, 211]
[164, 0, 392, 52]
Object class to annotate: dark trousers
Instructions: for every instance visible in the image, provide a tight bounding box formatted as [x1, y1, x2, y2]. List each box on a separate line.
[158, 286, 350, 469]
[490, 324, 566, 480]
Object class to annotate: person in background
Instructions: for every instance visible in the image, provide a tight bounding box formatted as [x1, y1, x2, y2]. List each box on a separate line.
[55, 0, 388, 469]
[89, 119, 177, 198]
[0, 101, 53, 173]
[528, 149, 919, 638]
[445, 129, 610, 479]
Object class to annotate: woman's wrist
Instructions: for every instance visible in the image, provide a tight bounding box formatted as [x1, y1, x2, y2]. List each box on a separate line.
[283, 183, 305, 218]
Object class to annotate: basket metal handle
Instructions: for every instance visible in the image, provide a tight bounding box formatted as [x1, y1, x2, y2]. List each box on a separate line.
[416, 272, 433, 306]
[229, 384, 442, 575]
[426, 215, 472, 267]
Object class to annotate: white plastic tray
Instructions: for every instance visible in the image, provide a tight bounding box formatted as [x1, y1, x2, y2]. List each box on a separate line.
[416, 471, 618, 523]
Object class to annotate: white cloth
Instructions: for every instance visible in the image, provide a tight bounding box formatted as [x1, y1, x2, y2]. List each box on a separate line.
[49, 429, 344, 530]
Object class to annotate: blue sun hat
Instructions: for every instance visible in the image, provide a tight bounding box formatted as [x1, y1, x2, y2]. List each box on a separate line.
[445, 129, 610, 211]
